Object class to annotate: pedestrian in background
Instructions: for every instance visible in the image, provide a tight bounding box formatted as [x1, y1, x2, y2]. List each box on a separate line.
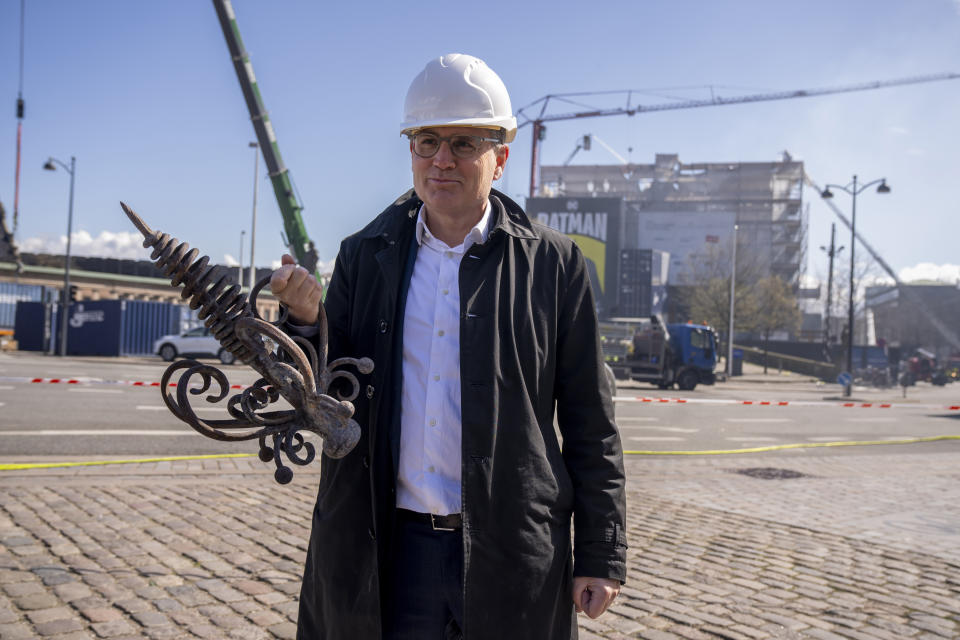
[271, 53, 627, 640]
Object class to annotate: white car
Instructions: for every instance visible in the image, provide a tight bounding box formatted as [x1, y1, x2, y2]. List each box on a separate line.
[153, 326, 236, 365]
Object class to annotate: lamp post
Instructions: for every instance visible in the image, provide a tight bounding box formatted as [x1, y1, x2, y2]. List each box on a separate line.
[819, 224, 844, 347]
[239, 230, 246, 285]
[248, 141, 259, 290]
[43, 156, 76, 357]
[727, 224, 738, 377]
[821, 175, 890, 396]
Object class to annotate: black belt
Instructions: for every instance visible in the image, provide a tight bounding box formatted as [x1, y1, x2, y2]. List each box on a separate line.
[397, 508, 463, 531]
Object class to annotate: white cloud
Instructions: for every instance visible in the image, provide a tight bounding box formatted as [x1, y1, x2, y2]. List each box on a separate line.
[268, 258, 335, 274]
[898, 262, 960, 284]
[19, 230, 151, 260]
[887, 126, 909, 135]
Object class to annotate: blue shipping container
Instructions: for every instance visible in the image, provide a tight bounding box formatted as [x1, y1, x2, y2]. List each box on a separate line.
[15, 299, 183, 356]
[119, 300, 181, 356]
[13, 301, 50, 351]
[0, 282, 46, 329]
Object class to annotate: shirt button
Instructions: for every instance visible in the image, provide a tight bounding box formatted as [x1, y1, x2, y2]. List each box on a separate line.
[442, 289, 449, 295]
[362, 455, 370, 469]
[365, 385, 375, 399]
[433, 374, 440, 381]
[437, 330, 445, 337]
[427, 466, 435, 473]
[429, 418, 437, 427]
[368, 528, 376, 541]
[445, 251, 453, 258]
[378, 319, 389, 333]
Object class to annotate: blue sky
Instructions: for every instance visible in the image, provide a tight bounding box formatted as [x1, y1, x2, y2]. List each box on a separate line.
[1, 0, 958, 286]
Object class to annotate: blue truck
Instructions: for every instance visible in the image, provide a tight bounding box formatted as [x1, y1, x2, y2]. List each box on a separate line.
[602, 315, 718, 391]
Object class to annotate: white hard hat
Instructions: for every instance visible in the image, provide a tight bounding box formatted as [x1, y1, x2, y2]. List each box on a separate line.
[401, 53, 517, 143]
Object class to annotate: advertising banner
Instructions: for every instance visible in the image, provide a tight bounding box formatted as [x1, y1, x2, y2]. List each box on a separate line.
[527, 197, 623, 317]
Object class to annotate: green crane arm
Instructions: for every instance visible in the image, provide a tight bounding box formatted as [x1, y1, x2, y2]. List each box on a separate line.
[211, 0, 318, 276]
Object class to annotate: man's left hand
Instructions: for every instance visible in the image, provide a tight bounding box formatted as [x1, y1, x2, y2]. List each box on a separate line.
[572, 576, 620, 618]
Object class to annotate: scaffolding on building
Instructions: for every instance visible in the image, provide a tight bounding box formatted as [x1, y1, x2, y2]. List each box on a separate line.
[540, 153, 807, 287]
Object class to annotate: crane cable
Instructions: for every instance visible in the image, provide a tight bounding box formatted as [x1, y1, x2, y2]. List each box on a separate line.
[13, 0, 26, 234]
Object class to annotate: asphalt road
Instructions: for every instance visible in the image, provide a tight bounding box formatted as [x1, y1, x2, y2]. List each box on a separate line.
[1, 351, 959, 459]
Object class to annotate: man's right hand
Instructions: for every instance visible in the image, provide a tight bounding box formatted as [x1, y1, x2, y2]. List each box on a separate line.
[270, 254, 323, 325]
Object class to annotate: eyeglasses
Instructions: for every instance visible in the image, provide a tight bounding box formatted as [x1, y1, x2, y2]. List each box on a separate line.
[410, 132, 502, 159]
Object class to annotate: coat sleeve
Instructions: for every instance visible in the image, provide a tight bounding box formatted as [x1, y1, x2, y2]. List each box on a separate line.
[322, 240, 354, 363]
[554, 241, 628, 583]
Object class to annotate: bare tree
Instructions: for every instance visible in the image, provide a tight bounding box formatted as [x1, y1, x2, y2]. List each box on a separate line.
[679, 238, 767, 361]
[753, 276, 802, 372]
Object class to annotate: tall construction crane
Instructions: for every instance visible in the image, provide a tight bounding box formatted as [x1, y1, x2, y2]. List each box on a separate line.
[212, 0, 318, 276]
[518, 72, 960, 197]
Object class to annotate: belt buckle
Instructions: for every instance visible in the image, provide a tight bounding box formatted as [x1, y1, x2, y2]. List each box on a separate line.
[430, 513, 455, 532]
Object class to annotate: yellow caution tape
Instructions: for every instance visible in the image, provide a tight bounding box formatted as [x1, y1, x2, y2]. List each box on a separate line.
[624, 434, 960, 455]
[0, 453, 256, 471]
[3, 435, 958, 470]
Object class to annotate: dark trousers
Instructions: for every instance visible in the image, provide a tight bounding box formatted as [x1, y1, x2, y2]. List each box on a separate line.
[384, 517, 464, 640]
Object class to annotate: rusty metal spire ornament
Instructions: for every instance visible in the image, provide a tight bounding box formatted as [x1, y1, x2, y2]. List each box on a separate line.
[121, 202, 372, 484]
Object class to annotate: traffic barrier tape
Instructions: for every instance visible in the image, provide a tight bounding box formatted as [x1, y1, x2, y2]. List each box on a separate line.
[624, 434, 960, 456]
[3, 435, 959, 469]
[0, 453, 257, 471]
[1, 376, 245, 389]
[5, 377, 954, 408]
[616, 396, 957, 410]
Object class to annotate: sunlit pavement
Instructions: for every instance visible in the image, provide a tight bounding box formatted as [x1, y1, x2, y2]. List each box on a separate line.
[0, 450, 957, 638]
[0, 355, 958, 638]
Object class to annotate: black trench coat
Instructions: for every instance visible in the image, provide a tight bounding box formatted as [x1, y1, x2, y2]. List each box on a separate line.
[296, 189, 626, 639]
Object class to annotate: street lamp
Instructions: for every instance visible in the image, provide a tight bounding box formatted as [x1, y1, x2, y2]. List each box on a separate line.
[239, 230, 246, 285]
[248, 141, 259, 290]
[43, 156, 76, 357]
[821, 175, 890, 396]
[818, 224, 844, 346]
[727, 224, 738, 377]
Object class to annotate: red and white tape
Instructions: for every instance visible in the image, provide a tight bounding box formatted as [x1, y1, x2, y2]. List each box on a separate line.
[616, 395, 960, 411]
[4, 377, 957, 410]
[0, 376, 244, 390]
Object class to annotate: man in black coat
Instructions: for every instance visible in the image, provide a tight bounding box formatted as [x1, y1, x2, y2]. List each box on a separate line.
[271, 53, 627, 639]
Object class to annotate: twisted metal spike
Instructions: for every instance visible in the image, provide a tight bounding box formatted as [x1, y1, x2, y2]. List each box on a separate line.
[121, 202, 374, 483]
[122, 202, 253, 365]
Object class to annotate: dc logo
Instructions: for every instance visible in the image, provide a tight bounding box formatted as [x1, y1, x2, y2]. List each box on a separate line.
[566, 200, 578, 211]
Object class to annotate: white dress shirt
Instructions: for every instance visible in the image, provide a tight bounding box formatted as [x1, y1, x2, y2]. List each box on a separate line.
[396, 201, 492, 516]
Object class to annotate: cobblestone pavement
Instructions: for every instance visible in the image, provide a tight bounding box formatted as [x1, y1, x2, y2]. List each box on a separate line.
[0, 451, 958, 639]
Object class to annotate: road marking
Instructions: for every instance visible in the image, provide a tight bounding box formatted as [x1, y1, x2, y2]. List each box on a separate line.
[620, 426, 699, 433]
[725, 437, 779, 442]
[0, 430, 196, 436]
[723, 418, 793, 423]
[843, 417, 897, 423]
[617, 417, 661, 422]
[628, 436, 686, 442]
[0, 402, 5, 408]
[0, 385, 13, 390]
[68, 388, 124, 394]
[136, 405, 225, 413]
[806, 436, 853, 441]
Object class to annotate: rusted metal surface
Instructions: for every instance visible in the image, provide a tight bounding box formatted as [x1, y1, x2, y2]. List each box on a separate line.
[121, 202, 372, 484]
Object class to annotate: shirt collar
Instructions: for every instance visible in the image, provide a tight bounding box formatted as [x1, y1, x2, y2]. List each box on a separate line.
[415, 199, 492, 249]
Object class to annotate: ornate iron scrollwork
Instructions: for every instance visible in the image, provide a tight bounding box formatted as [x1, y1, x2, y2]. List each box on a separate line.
[121, 202, 372, 483]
